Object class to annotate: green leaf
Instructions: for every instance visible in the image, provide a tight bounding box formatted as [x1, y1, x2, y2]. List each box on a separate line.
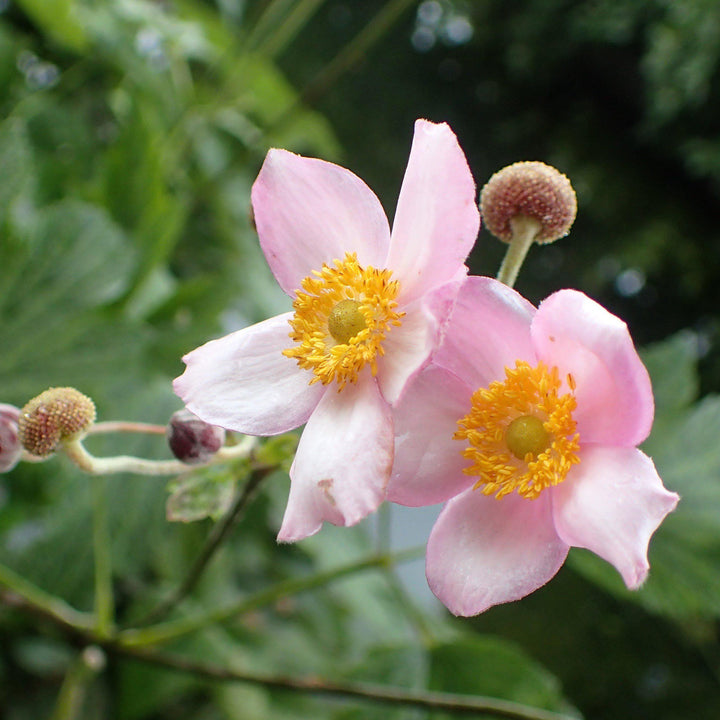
[0, 199, 139, 405]
[166, 466, 243, 523]
[0, 118, 33, 229]
[14, 0, 89, 52]
[428, 636, 579, 718]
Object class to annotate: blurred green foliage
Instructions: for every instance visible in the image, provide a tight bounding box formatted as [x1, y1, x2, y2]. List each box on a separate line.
[1, 1, 720, 719]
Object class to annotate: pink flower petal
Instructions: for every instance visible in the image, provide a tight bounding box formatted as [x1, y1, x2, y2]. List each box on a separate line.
[251, 149, 391, 297]
[426, 489, 569, 616]
[377, 276, 463, 405]
[278, 372, 393, 542]
[552, 445, 679, 589]
[531, 290, 654, 446]
[388, 365, 474, 506]
[434, 276, 537, 389]
[173, 313, 324, 435]
[386, 120, 480, 305]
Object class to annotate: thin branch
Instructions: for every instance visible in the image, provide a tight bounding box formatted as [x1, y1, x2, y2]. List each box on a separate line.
[88, 421, 167, 435]
[0, 562, 94, 633]
[111, 643, 580, 720]
[134, 466, 272, 626]
[119, 547, 424, 647]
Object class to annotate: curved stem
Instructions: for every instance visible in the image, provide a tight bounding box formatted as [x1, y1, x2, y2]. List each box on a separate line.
[133, 466, 271, 626]
[0, 561, 94, 631]
[111, 643, 579, 720]
[120, 547, 423, 647]
[60, 435, 256, 477]
[496, 216, 542, 288]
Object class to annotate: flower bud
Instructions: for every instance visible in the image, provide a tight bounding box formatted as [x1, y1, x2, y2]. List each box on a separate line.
[18, 387, 96, 457]
[0, 404, 22, 473]
[480, 161, 577, 244]
[167, 409, 226, 465]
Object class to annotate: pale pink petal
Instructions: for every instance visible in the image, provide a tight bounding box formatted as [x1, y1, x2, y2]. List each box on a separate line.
[426, 489, 569, 616]
[433, 276, 537, 389]
[388, 365, 474, 506]
[278, 372, 393, 542]
[552, 445, 679, 589]
[251, 149, 390, 296]
[386, 120, 480, 305]
[532, 290, 654, 446]
[173, 313, 324, 435]
[376, 276, 463, 405]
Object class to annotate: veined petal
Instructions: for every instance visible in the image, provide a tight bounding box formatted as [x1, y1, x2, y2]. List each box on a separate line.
[278, 372, 393, 542]
[377, 276, 462, 405]
[388, 365, 474, 506]
[251, 149, 391, 297]
[173, 313, 323, 435]
[426, 489, 568, 616]
[386, 120, 480, 305]
[531, 290, 654, 446]
[434, 276, 537, 389]
[552, 445, 679, 589]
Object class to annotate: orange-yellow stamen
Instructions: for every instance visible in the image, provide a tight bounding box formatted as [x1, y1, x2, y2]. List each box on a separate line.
[455, 361, 580, 499]
[283, 253, 404, 390]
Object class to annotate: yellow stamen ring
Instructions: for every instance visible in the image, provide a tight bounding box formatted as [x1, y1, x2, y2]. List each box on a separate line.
[283, 252, 404, 390]
[455, 361, 580, 500]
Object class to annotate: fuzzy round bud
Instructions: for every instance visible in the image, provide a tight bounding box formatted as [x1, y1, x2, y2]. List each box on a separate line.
[0, 404, 22, 473]
[480, 161, 577, 244]
[167, 409, 226, 465]
[18, 388, 96, 457]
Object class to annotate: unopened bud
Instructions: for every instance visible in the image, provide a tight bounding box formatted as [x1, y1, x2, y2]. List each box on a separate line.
[167, 409, 226, 465]
[18, 388, 96, 457]
[480, 161, 577, 244]
[0, 404, 22, 472]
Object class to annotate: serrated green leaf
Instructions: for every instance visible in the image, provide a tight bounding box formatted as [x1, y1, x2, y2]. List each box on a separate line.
[166, 466, 241, 523]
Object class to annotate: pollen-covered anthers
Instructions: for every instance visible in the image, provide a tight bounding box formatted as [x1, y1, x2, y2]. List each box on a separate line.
[480, 161, 577, 244]
[18, 387, 96, 457]
[454, 361, 580, 500]
[283, 252, 404, 390]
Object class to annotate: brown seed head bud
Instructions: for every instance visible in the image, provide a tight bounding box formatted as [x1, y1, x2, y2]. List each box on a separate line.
[480, 161, 577, 244]
[18, 387, 96, 457]
[167, 409, 226, 465]
[0, 404, 22, 473]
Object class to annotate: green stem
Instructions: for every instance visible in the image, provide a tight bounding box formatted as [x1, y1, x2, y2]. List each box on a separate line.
[111, 643, 579, 720]
[120, 547, 423, 647]
[49, 647, 106, 720]
[91, 477, 114, 637]
[496, 216, 542, 288]
[133, 466, 271, 626]
[257, 0, 328, 58]
[0, 562, 94, 631]
[60, 435, 256, 476]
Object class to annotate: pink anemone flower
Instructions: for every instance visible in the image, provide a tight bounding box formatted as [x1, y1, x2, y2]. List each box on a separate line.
[388, 276, 679, 616]
[174, 119, 480, 542]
